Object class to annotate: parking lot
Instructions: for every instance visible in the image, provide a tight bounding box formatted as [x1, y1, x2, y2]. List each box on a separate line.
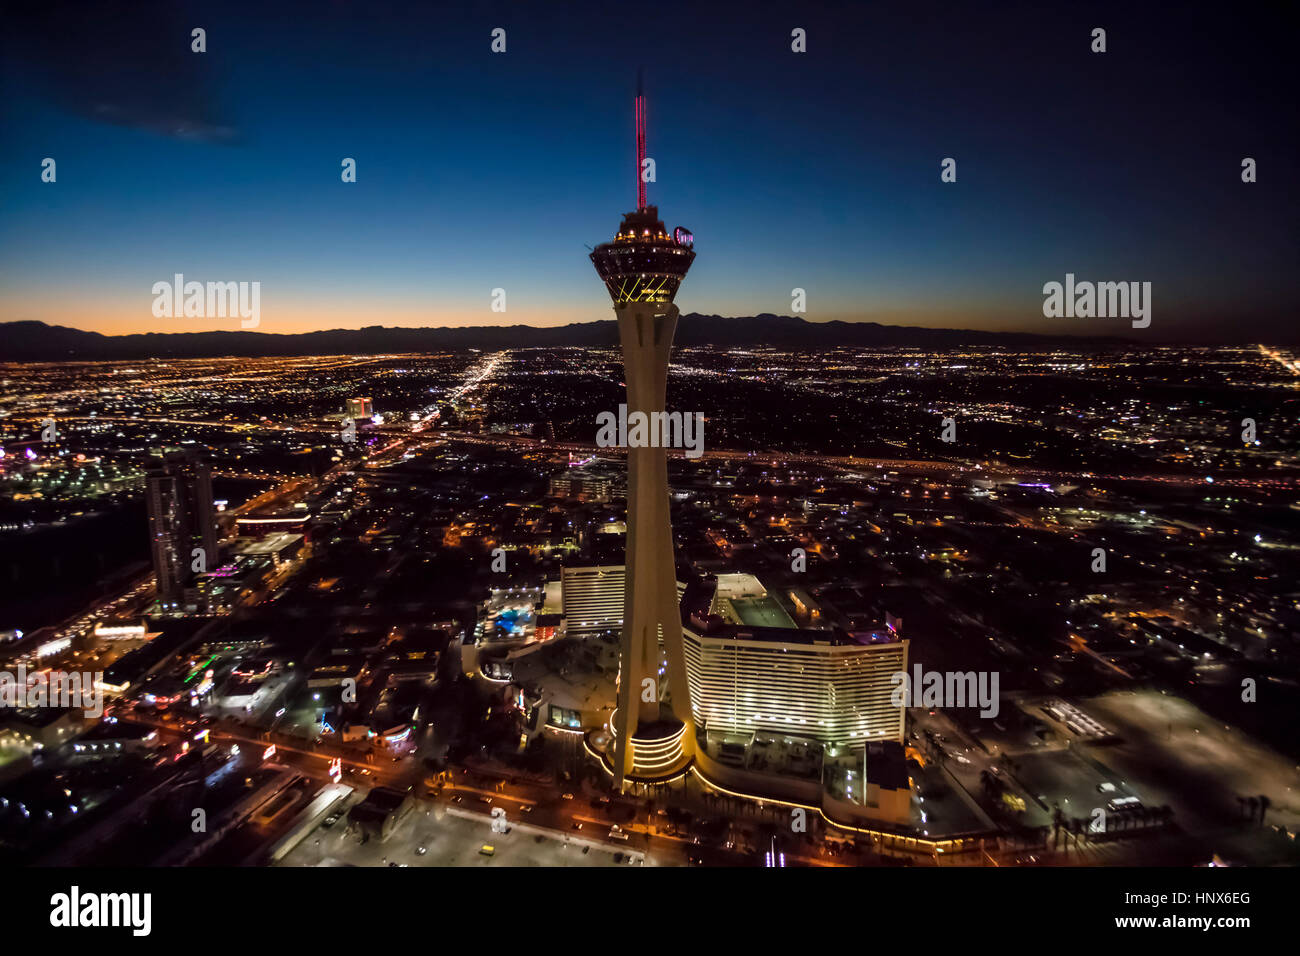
[277, 800, 649, 867]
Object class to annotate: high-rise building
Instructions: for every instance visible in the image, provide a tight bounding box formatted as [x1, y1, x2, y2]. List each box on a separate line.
[682, 624, 908, 746]
[346, 397, 374, 420]
[559, 564, 687, 640]
[146, 449, 218, 609]
[590, 75, 698, 788]
[560, 565, 625, 638]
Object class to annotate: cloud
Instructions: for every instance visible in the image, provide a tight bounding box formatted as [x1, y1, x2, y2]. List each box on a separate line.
[5, 0, 241, 144]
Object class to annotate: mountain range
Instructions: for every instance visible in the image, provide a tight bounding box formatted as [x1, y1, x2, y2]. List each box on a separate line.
[0, 317, 1129, 362]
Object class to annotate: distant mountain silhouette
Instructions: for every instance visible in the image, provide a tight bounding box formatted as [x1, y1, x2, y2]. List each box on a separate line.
[0, 317, 1128, 362]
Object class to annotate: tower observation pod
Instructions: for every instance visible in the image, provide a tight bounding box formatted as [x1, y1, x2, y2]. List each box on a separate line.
[589, 75, 697, 790]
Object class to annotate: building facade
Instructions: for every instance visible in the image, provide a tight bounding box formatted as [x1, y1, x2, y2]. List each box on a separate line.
[682, 625, 908, 746]
[146, 449, 218, 610]
[560, 565, 626, 639]
[345, 397, 374, 420]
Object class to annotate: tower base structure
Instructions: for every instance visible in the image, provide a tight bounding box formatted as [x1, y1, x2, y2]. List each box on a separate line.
[588, 711, 693, 786]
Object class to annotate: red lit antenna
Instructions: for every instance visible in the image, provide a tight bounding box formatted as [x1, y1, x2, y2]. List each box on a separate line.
[635, 69, 646, 210]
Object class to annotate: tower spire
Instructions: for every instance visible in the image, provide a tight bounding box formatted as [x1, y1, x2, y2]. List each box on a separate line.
[635, 69, 646, 210]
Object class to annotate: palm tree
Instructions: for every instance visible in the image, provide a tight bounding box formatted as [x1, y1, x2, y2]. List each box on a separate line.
[1258, 795, 1271, 826]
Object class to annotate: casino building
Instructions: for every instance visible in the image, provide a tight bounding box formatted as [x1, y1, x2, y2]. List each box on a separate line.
[681, 623, 907, 747]
[684, 630, 913, 826]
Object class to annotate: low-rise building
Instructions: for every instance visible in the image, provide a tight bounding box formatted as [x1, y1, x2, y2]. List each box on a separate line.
[346, 786, 415, 843]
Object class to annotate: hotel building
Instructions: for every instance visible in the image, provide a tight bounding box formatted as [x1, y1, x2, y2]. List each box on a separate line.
[560, 565, 626, 639]
[682, 623, 907, 747]
[145, 448, 218, 610]
[559, 565, 686, 640]
[345, 397, 374, 420]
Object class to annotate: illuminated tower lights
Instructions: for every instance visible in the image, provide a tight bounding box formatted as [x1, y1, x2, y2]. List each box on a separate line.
[589, 75, 698, 788]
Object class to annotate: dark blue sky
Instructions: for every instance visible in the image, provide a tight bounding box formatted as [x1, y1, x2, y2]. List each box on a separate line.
[1, 0, 1295, 340]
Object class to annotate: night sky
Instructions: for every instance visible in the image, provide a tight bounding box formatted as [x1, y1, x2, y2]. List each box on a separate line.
[1, 0, 1295, 341]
